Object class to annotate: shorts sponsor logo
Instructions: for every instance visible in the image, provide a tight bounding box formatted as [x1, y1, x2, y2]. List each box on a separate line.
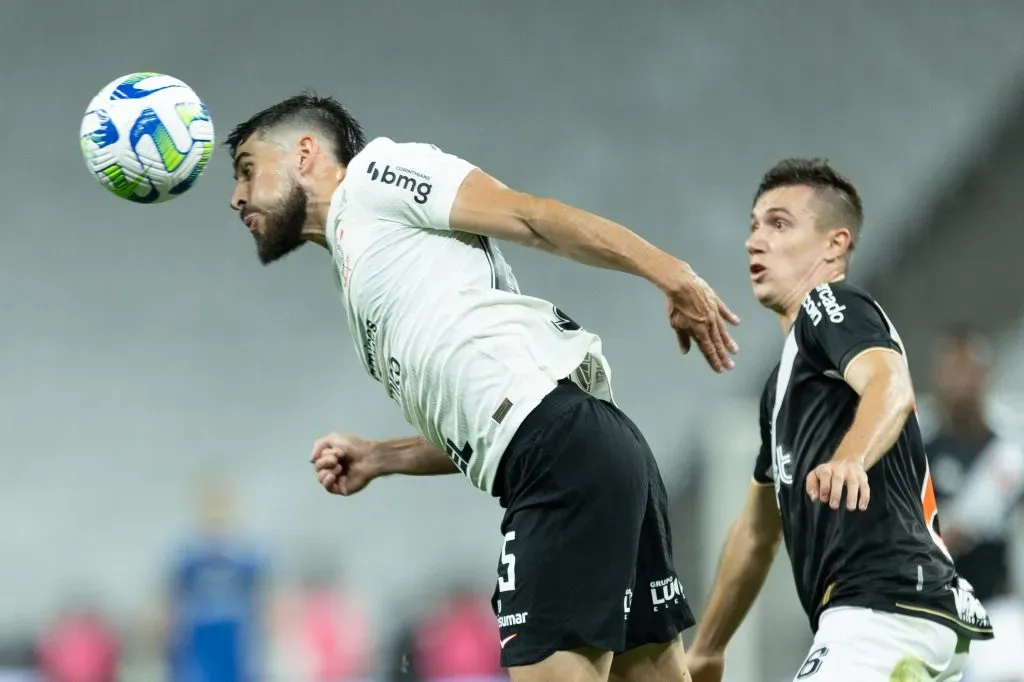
[650, 576, 684, 612]
[497, 611, 528, 628]
[623, 588, 633, 620]
[366, 161, 432, 204]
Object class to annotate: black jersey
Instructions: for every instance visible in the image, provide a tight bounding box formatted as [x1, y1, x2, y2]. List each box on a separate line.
[752, 280, 993, 640]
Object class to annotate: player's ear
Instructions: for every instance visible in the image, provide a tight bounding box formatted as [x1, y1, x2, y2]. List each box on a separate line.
[825, 226, 852, 263]
[295, 135, 318, 175]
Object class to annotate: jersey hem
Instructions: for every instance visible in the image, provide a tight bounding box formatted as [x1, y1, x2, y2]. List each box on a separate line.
[817, 597, 994, 641]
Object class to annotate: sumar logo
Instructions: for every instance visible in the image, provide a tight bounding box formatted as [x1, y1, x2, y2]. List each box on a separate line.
[366, 161, 432, 205]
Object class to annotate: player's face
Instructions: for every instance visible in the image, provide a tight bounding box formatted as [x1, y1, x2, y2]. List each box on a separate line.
[746, 185, 839, 312]
[934, 344, 988, 410]
[229, 137, 308, 265]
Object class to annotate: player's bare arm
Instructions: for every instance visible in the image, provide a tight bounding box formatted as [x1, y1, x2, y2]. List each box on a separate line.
[311, 433, 457, 495]
[687, 482, 782, 680]
[449, 168, 741, 373]
[806, 348, 916, 512]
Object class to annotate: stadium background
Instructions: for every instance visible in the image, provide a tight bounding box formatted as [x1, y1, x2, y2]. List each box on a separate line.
[1, 1, 1023, 680]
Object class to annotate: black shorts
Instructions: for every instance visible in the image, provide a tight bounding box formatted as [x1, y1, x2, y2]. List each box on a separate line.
[489, 380, 695, 667]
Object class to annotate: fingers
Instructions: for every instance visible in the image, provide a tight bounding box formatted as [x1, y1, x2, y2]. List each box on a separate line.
[676, 329, 691, 355]
[691, 326, 724, 373]
[807, 466, 871, 511]
[310, 432, 342, 463]
[718, 298, 741, 327]
[829, 473, 846, 511]
[807, 467, 831, 504]
[856, 470, 870, 511]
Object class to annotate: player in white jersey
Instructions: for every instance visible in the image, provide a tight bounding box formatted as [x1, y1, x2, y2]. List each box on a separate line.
[225, 93, 739, 682]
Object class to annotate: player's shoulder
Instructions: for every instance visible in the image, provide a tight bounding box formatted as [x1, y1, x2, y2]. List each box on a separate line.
[349, 136, 456, 171]
[797, 279, 879, 330]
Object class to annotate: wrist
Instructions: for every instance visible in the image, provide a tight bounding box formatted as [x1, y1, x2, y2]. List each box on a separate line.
[650, 256, 691, 295]
[689, 637, 725, 657]
[366, 440, 391, 478]
[832, 448, 866, 466]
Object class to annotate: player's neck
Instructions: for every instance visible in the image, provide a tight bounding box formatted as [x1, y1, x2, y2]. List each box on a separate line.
[301, 167, 348, 251]
[777, 264, 847, 334]
[940, 408, 990, 442]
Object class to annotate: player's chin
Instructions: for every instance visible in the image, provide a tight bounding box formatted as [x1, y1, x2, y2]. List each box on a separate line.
[750, 283, 777, 307]
[255, 236, 304, 265]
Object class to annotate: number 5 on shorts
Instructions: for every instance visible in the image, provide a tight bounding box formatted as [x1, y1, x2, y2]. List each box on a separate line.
[796, 647, 828, 679]
[498, 531, 516, 592]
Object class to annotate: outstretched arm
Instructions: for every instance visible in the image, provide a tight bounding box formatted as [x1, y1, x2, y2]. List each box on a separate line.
[368, 436, 459, 477]
[310, 433, 457, 497]
[448, 169, 740, 371]
[689, 482, 783, 657]
[350, 141, 739, 372]
[450, 170, 687, 292]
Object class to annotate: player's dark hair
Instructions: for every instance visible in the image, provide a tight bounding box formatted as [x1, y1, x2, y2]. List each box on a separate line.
[225, 91, 366, 165]
[938, 323, 993, 364]
[754, 158, 864, 255]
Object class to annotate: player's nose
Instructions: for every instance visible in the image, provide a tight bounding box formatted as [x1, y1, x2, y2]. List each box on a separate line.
[229, 186, 247, 212]
[745, 231, 766, 255]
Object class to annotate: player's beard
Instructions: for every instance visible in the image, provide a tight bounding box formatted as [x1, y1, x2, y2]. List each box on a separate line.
[254, 181, 308, 265]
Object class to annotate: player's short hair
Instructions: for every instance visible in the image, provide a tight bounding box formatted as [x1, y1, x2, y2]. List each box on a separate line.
[754, 158, 864, 257]
[937, 323, 993, 366]
[225, 91, 367, 165]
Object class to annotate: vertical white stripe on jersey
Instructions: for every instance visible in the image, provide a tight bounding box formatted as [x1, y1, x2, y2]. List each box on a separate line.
[771, 331, 799, 461]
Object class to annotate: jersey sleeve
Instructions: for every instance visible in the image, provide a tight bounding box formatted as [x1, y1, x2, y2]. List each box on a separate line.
[795, 281, 902, 379]
[753, 378, 775, 485]
[346, 137, 476, 230]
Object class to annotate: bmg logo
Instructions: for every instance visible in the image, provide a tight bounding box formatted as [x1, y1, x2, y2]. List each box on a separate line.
[366, 161, 432, 204]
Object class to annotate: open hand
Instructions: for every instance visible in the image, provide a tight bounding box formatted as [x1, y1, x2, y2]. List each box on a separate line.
[666, 263, 740, 373]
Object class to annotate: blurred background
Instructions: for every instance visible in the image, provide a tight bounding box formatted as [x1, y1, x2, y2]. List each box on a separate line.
[2, 1, 1023, 680]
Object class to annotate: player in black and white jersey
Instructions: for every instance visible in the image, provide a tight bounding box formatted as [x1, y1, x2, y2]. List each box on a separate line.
[926, 326, 1024, 680]
[686, 159, 994, 681]
[224, 93, 740, 682]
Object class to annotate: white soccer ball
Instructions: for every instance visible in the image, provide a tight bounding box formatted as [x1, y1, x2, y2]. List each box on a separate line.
[80, 73, 215, 203]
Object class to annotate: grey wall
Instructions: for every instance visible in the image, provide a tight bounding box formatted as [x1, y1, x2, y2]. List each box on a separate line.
[2, 0, 1023, 638]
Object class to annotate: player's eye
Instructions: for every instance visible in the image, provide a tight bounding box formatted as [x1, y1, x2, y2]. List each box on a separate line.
[774, 219, 787, 230]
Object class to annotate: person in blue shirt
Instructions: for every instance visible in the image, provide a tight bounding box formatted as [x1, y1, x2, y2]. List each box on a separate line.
[164, 483, 269, 682]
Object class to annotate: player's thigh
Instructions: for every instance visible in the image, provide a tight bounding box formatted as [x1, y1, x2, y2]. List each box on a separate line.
[793, 607, 965, 681]
[508, 648, 614, 682]
[609, 635, 690, 682]
[623, 451, 696, 655]
[493, 401, 650, 669]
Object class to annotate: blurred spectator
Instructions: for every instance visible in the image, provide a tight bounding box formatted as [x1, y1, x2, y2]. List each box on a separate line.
[413, 586, 502, 682]
[925, 326, 1024, 680]
[382, 617, 425, 682]
[163, 482, 269, 682]
[271, 560, 372, 681]
[36, 596, 119, 682]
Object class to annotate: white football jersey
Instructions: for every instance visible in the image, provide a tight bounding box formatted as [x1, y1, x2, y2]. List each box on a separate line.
[325, 137, 614, 492]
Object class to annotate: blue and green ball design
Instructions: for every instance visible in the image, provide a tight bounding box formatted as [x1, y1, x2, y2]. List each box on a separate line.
[80, 72, 214, 203]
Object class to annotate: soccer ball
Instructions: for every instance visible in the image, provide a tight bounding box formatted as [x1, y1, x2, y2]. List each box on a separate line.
[80, 73, 214, 203]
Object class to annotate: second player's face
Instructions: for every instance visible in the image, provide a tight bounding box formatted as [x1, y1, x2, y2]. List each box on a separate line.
[746, 185, 834, 312]
[229, 138, 308, 265]
[934, 345, 987, 411]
